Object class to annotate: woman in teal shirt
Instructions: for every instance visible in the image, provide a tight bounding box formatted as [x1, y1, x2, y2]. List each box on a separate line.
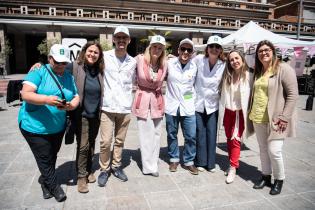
[18, 44, 79, 202]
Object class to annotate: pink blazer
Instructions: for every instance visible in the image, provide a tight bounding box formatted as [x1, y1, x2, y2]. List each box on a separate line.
[132, 55, 167, 119]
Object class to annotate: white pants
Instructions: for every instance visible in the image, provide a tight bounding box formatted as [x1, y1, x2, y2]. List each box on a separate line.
[254, 123, 285, 180]
[137, 115, 162, 174]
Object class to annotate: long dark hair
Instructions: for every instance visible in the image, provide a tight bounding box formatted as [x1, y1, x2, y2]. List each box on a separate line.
[77, 41, 104, 74]
[254, 40, 280, 79]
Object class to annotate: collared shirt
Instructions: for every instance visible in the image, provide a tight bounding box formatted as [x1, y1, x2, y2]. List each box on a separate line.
[102, 49, 137, 113]
[249, 67, 274, 123]
[194, 54, 225, 114]
[165, 57, 197, 116]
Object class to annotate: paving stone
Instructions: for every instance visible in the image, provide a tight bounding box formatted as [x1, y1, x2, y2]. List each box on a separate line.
[63, 199, 107, 210]
[140, 174, 177, 193]
[212, 199, 276, 210]
[145, 190, 192, 210]
[299, 191, 315, 205]
[0, 188, 25, 209]
[269, 194, 315, 210]
[0, 152, 19, 164]
[104, 175, 144, 197]
[0, 162, 9, 175]
[5, 159, 37, 174]
[0, 172, 34, 191]
[105, 194, 149, 210]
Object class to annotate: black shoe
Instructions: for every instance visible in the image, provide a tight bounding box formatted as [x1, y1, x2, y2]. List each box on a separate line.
[51, 185, 67, 202]
[98, 171, 110, 187]
[270, 180, 284, 195]
[112, 167, 128, 182]
[253, 175, 272, 189]
[38, 176, 53, 199]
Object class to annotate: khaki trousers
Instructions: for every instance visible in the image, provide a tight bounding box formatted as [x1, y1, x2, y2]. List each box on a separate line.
[99, 111, 131, 171]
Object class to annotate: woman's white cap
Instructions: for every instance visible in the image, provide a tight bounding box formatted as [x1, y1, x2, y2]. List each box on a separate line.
[150, 35, 166, 46]
[207, 35, 223, 46]
[49, 44, 71, 63]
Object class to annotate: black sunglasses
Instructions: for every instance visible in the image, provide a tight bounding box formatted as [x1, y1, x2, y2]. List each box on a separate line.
[208, 44, 221, 49]
[53, 58, 68, 66]
[180, 47, 193, 54]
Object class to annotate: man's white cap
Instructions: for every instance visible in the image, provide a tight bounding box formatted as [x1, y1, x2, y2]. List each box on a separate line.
[114, 25, 130, 36]
[49, 44, 70, 63]
[207, 35, 223, 46]
[179, 38, 194, 50]
[150, 35, 166, 46]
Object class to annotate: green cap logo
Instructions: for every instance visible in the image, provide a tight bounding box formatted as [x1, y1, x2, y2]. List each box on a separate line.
[60, 49, 64, 55]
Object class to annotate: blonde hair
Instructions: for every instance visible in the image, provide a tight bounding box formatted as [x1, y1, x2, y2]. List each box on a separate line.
[219, 49, 249, 92]
[143, 44, 166, 68]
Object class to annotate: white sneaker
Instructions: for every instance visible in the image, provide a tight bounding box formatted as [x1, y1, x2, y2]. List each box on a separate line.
[208, 168, 216, 173]
[226, 167, 236, 184]
[197, 167, 205, 172]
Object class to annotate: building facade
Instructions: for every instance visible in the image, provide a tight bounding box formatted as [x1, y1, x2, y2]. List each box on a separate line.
[0, 0, 314, 74]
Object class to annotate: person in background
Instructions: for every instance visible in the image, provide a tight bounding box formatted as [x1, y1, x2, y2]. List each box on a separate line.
[132, 35, 167, 177]
[194, 35, 225, 173]
[97, 25, 137, 187]
[250, 40, 298, 195]
[165, 38, 198, 175]
[69, 41, 104, 193]
[18, 44, 79, 202]
[219, 49, 254, 184]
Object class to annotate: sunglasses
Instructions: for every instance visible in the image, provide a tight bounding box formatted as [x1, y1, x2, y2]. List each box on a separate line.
[208, 44, 221, 49]
[114, 36, 129, 40]
[180, 47, 193, 54]
[53, 59, 68, 66]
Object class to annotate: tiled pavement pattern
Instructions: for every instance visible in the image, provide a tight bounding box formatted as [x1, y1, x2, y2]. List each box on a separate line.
[0, 95, 314, 210]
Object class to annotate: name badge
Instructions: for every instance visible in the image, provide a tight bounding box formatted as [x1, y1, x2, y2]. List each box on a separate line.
[184, 93, 193, 100]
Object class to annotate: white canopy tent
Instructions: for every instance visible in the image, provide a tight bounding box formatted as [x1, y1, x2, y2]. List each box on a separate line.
[195, 21, 315, 51]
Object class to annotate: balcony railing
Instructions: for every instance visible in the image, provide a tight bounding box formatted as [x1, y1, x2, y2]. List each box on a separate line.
[0, 4, 314, 35]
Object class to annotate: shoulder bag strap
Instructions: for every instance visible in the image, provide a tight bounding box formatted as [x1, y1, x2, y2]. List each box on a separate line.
[42, 63, 66, 100]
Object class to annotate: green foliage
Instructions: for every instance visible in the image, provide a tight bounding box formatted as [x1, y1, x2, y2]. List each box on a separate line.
[139, 30, 173, 54]
[37, 38, 60, 56]
[0, 36, 12, 62]
[97, 39, 112, 51]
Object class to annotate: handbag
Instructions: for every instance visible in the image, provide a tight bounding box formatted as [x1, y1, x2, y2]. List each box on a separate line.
[44, 64, 75, 144]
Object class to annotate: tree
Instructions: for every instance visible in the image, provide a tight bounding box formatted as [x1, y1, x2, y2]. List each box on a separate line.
[97, 39, 112, 51]
[0, 36, 12, 76]
[37, 37, 60, 56]
[140, 30, 173, 54]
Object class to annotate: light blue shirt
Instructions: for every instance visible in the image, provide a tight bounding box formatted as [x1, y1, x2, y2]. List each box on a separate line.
[18, 64, 78, 134]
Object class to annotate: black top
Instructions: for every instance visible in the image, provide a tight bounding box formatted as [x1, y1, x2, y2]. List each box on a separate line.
[82, 64, 101, 118]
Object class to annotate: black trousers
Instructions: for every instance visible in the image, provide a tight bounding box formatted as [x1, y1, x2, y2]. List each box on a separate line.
[20, 127, 64, 191]
[76, 117, 100, 178]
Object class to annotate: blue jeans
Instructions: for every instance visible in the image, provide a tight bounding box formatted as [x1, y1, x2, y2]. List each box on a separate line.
[165, 109, 196, 166]
[195, 110, 218, 169]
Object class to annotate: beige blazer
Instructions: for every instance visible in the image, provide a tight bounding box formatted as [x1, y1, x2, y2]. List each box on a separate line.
[250, 62, 299, 140]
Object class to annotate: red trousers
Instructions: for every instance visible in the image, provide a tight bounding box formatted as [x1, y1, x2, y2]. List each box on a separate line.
[223, 108, 244, 168]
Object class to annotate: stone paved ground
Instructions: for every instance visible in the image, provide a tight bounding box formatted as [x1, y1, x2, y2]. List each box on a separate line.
[0, 95, 315, 210]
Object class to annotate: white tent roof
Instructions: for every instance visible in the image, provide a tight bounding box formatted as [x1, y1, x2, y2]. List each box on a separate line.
[222, 21, 315, 48]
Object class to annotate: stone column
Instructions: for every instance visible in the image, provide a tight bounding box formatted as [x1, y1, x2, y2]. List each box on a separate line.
[191, 32, 204, 45]
[0, 24, 9, 75]
[99, 27, 113, 51]
[46, 25, 62, 46]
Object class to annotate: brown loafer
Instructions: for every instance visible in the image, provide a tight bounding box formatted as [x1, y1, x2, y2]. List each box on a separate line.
[88, 173, 96, 183]
[183, 165, 199, 175]
[169, 162, 179, 172]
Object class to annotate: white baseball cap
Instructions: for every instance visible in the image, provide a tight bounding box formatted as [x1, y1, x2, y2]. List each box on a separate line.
[49, 44, 70, 63]
[207, 35, 223, 46]
[114, 25, 130, 36]
[150, 35, 166, 46]
[179, 38, 194, 50]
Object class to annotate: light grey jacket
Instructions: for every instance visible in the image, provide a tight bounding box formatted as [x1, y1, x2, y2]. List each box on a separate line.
[249, 62, 299, 140]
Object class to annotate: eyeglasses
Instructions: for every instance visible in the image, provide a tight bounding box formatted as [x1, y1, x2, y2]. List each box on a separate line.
[208, 44, 221, 49]
[258, 48, 272, 54]
[53, 59, 68, 66]
[114, 36, 129, 40]
[180, 47, 193, 54]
